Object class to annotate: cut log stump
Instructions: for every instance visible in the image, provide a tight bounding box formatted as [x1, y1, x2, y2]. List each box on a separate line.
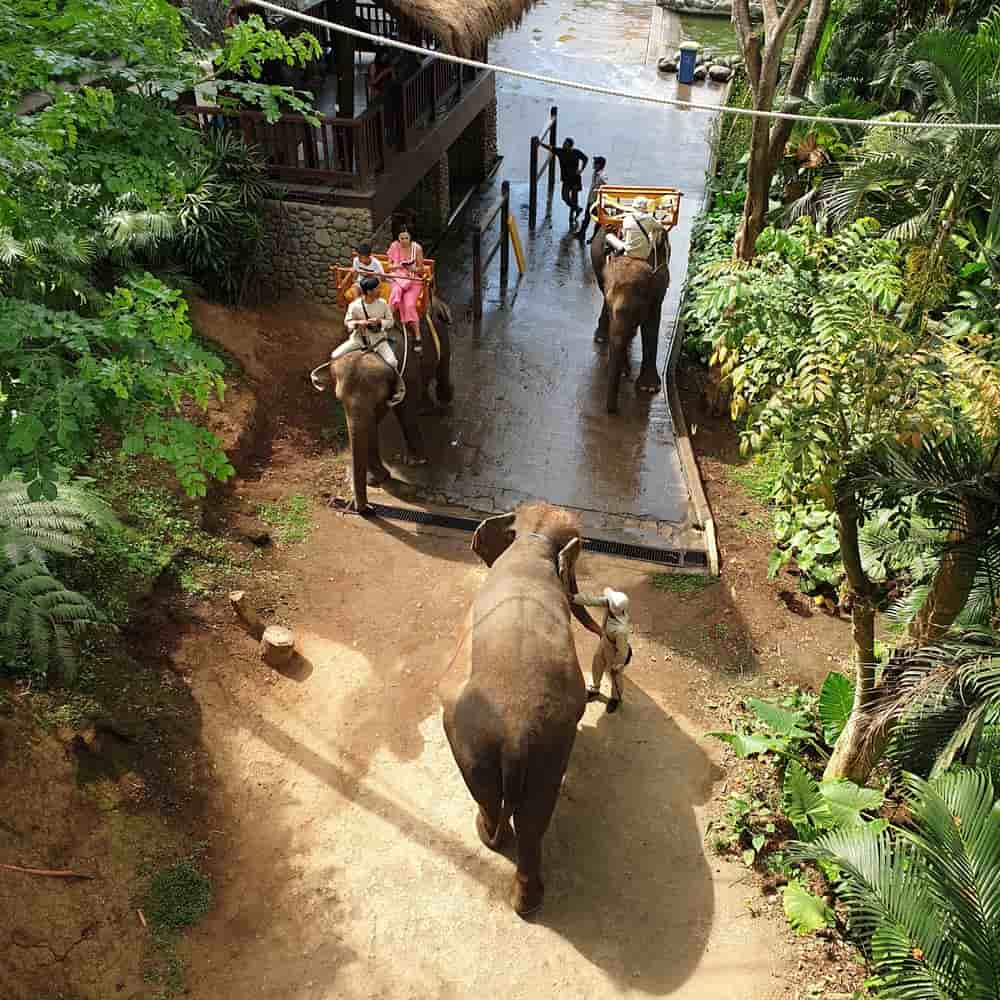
[260, 625, 295, 669]
[229, 590, 265, 640]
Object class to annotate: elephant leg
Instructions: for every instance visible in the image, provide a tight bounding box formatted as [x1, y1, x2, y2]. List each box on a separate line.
[434, 324, 453, 405]
[607, 342, 626, 415]
[636, 303, 663, 394]
[393, 397, 428, 465]
[344, 406, 375, 513]
[594, 301, 610, 344]
[511, 761, 568, 917]
[442, 711, 509, 849]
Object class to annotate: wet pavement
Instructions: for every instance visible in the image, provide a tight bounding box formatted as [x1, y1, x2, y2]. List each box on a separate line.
[377, 3, 726, 549]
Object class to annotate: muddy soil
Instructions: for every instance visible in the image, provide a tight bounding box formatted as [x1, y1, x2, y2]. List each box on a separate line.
[2, 299, 854, 1000]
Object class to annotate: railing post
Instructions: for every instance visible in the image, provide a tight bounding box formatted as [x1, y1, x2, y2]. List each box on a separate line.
[529, 136, 539, 230]
[356, 119, 370, 189]
[499, 181, 510, 291]
[547, 105, 558, 192]
[472, 214, 483, 320]
[429, 59, 437, 120]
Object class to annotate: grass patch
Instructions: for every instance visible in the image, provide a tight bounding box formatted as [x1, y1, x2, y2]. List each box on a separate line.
[650, 572, 719, 595]
[258, 494, 313, 544]
[145, 857, 212, 933]
[728, 450, 783, 505]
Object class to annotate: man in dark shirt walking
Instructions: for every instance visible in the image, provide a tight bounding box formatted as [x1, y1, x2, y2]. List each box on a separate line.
[540, 136, 588, 227]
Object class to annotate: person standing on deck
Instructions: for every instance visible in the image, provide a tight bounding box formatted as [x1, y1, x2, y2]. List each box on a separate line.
[578, 155, 608, 242]
[540, 137, 588, 227]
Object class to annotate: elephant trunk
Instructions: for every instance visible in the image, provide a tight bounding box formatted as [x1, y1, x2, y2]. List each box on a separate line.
[345, 404, 375, 512]
[607, 339, 626, 414]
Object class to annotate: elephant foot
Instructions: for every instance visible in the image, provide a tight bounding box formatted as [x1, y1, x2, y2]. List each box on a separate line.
[367, 465, 391, 486]
[436, 382, 455, 405]
[606, 697, 621, 714]
[403, 454, 429, 467]
[512, 874, 544, 918]
[587, 687, 602, 702]
[594, 329, 608, 344]
[636, 369, 662, 394]
[476, 810, 511, 850]
[335, 497, 372, 516]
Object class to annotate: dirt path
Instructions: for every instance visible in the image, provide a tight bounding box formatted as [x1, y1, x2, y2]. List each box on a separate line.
[157, 292, 849, 1000]
[175, 512, 786, 999]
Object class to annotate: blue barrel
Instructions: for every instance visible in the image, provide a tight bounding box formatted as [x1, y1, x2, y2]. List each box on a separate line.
[678, 42, 700, 85]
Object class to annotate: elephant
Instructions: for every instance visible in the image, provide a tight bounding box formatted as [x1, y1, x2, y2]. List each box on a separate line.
[590, 228, 671, 414]
[321, 297, 453, 513]
[439, 503, 603, 916]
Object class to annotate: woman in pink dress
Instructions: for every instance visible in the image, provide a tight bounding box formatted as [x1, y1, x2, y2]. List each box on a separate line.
[387, 228, 426, 353]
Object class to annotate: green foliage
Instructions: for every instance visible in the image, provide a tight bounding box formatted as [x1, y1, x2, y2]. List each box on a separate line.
[713, 793, 778, 867]
[709, 690, 829, 760]
[258, 494, 313, 545]
[145, 858, 212, 933]
[649, 572, 718, 594]
[819, 671, 855, 746]
[769, 503, 843, 591]
[0, 474, 112, 682]
[782, 879, 835, 935]
[794, 769, 1000, 998]
[0, 276, 233, 498]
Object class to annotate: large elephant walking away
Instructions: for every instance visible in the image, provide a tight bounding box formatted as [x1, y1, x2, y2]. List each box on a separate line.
[321, 298, 453, 513]
[590, 229, 671, 414]
[440, 503, 603, 916]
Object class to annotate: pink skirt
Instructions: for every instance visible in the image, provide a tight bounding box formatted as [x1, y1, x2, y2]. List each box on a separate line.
[390, 275, 422, 324]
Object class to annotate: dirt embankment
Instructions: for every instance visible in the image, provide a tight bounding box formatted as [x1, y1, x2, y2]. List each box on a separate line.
[2, 299, 853, 1000]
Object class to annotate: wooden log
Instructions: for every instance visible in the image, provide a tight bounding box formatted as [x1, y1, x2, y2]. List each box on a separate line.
[229, 590, 265, 640]
[260, 625, 295, 669]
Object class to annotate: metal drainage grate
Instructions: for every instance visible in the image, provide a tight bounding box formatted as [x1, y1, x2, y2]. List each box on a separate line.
[357, 502, 707, 569]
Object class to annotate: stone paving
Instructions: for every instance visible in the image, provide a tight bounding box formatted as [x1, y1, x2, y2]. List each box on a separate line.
[375, 5, 727, 550]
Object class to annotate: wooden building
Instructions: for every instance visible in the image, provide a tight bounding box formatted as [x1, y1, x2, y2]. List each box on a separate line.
[185, 0, 529, 301]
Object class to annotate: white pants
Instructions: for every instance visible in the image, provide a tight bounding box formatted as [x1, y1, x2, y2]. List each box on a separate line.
[590, 636, 626, 702]
[331, 331, 398, 369]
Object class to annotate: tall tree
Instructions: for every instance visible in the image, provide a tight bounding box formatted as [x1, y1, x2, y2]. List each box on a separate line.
[732, 0, 834, 259]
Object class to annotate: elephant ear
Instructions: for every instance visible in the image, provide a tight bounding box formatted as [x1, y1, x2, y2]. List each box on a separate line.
[471, 512, 516, 567]
[557, 536, 583, 594]
[559, 537, 603, 636]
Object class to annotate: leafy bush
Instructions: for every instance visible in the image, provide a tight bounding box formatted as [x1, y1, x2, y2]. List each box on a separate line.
[794, 769, 1000, 999]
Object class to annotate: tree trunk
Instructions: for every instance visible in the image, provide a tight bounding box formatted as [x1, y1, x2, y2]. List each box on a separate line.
[730, 0, 832, 260]
[734, 112, 774, 261]
[823, 500, 886, 782]
[909, 499, 985, 644]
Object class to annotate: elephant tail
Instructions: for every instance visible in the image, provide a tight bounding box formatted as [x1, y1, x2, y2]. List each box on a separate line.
[490, 752, 526, 848]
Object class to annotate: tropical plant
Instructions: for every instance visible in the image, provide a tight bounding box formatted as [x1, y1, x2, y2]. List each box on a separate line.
[794, 769, 1000, 1000]
[821, 10, 1000, 306]
[0, 475, 114, 682]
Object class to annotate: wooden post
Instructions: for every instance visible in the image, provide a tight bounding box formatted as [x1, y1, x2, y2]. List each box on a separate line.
[429, 59, 437, 120]
[547, 105, 558, 192]
[229, 590, 265, 641]
[499, 180, 510, 291]
[529, 135, 539, 230]
[334, 0, 355, 117]
[472, 213, 483, 319]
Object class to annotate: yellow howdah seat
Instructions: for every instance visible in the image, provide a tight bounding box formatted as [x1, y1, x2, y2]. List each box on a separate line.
[590, 186, 683, 234]
[331, 254, 437, 315]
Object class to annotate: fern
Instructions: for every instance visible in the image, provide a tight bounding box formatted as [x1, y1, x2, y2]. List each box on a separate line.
[0, 475, 114, 683]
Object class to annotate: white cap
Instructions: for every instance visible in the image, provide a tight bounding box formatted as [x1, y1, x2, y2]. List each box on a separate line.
[631, 196, 649, 213]
[604, 588, 629, 616]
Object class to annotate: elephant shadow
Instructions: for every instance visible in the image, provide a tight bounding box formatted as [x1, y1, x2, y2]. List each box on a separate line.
[537, 679, 721, 995]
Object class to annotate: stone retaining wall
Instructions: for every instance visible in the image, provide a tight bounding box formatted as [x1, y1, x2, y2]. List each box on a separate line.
[257, 201, 375, 305]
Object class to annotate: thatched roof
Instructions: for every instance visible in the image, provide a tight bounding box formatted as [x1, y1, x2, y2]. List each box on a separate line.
[272, 0, 530, 57]
[385, 0, 532, 55]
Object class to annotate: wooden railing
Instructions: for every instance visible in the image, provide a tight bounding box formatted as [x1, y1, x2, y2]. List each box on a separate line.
[182, 105, 386, 187]
[181, 47, 489, 185]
